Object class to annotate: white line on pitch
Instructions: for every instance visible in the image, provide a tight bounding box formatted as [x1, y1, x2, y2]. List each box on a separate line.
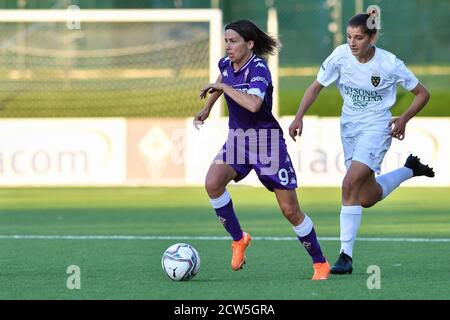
[0, 235, 449, 242]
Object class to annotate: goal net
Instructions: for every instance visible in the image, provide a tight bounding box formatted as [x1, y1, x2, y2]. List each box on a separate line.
[0, 9, 223, 118]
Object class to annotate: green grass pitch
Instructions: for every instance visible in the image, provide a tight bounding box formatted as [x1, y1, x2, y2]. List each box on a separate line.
[0, 187, 449, 300]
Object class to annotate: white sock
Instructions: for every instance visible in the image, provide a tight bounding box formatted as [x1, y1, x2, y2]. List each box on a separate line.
[292, 214, 313, 237]
[209, 190, 231, 209]
[339, 205, 362, 258]
[376, 167, 413, 200]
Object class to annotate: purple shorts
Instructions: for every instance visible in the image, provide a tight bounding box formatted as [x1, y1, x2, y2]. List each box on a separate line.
[214, 129, 298, 192]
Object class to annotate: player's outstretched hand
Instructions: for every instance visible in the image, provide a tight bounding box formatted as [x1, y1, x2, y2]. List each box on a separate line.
[193, 107, 210, 130]
[389, 116, 407, 140]
[289, 117, 304, 141]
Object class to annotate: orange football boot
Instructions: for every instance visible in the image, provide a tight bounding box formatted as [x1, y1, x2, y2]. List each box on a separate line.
[231, 232, 251, 271]
[312, 260, 331, 280]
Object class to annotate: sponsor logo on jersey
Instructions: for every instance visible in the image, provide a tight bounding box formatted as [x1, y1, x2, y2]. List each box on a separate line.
[255, 62, 266, 69]
[371, 72, 381, 87]
[343, 85, 383, 110]
[222, 70, 228, 77]
[250, 76, 268, 86]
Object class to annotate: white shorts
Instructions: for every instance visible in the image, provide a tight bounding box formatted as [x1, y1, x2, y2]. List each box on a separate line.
[341, 130, 392, 174]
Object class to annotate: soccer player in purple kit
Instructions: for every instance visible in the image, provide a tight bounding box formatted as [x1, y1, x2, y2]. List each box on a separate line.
[193, 20, 330, 280]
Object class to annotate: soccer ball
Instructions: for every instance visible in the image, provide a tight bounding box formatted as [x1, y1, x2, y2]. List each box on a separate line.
[161, 243, 200, 281]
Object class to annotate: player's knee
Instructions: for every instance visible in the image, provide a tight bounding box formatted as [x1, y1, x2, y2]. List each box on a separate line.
[342, 176, 354, 191]
[342, 175, 363, 197]
[341, 178, 353, 200]
[204, 176, 218, 193]
[280, 204, 300, 222]
[205, 175, 223, 196]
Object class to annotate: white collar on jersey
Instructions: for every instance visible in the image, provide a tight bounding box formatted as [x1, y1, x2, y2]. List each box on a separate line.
[349, 45, 378, 65]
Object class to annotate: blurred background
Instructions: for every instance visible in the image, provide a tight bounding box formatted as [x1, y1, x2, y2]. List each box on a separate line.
[0, 0, 448, 187]
[0, 0, 448, 118]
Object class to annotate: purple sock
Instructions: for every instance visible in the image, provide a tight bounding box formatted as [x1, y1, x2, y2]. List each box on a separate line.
[210, 191, 243, 241]
[297, 228, 326, 264]
[293, 215, 326, 263]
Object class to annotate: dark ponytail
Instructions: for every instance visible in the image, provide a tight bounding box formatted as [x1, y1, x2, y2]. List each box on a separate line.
[225, 19, 281, 57]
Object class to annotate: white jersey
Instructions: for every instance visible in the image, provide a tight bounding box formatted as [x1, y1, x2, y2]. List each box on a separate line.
[317, 44, 419, 137]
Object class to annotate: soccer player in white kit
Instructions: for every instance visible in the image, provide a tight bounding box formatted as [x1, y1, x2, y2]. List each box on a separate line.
[289, 12, 435, 274]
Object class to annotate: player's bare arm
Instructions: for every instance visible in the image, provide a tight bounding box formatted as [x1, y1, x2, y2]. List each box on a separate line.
[194, 76, 223, 129]
[289, 80, 324, 141]
[389, 83, 430, 140]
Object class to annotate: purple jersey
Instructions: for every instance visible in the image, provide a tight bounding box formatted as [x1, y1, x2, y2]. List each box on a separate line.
[219, 54, 282, 131]
[215, 54, 297, 192]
